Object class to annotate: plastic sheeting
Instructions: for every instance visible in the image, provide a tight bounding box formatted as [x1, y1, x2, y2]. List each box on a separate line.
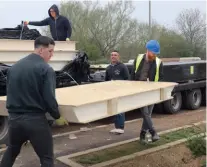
[0, 24, 41, 40]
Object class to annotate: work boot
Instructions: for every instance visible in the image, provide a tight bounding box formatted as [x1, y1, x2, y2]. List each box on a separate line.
[139, 130, 147, 144]
[149, 129, 160, 142]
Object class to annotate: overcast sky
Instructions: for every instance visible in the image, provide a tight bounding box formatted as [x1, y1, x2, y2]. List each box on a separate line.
[0, 0, 206, 33]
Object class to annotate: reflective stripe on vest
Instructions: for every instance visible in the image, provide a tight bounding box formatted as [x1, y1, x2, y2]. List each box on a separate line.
[135, 54, 161, 81]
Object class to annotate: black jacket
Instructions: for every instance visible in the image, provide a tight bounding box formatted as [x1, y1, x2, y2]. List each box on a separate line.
[6, 53, 60, 119]
[105, 62, 130, 81]
[29, 4, 72, 41]
[131, 54, 164, 81]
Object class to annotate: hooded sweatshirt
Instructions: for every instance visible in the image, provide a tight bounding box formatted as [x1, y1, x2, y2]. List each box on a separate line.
[29, 4, 72, 41]
[105, 62, 130, 81]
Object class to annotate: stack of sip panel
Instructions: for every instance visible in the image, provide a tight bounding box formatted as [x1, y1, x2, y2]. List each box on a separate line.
[0, 39, 77, 71]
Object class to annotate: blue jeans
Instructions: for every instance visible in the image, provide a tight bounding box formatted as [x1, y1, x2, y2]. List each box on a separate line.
[114, 113, 125, 129]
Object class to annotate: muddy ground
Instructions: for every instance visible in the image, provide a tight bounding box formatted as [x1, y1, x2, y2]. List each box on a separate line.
[0, 107, 205, 167]
[107, 143, 206, 167]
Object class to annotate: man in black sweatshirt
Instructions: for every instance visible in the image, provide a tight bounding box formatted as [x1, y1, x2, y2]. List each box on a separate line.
[105, 50, 130, 134]
[0, 36, 68, 167]
[24, 4, 72, 41]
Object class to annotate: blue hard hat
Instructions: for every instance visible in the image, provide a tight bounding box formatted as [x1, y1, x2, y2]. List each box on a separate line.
[146, 40, 160, 54]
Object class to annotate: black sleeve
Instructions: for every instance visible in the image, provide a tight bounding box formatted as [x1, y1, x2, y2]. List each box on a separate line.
[122, 65, 130, 80]
[42, 67, 60, 119]
[105, 67, 110, 81]
[29, 18, 49, 26]
[64, 18, 72, 38]
[159, 62, 164, 81]
[130, 57, 137, 80]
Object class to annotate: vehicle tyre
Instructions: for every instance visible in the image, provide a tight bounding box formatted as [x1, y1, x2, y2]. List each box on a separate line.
[163, 92, 182, 114]
[183, 89, 202, 110]
[0, 116, 9, 145]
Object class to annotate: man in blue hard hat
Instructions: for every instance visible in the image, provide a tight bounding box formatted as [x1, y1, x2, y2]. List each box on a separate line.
[131, 40, 164, 143]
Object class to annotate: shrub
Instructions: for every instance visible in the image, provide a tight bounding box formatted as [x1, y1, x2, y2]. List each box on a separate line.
[186, 133, 206, 157]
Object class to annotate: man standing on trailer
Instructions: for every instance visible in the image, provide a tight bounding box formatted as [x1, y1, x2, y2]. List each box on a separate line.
[131, 40, 164, 143]
[0, 36, 68, 167]
[24, 4, 72, 41]
[105, 50, 130, 134]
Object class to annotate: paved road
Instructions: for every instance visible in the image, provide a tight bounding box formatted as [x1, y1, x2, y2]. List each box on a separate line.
[0, 107, 205, 167]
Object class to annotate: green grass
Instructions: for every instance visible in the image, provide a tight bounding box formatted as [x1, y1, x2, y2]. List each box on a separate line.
[72, 124, 206, 166]
[186, 133, 206, 157]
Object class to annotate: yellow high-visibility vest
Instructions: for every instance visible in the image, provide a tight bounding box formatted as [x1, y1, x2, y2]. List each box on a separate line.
[135, 54, 161, 81]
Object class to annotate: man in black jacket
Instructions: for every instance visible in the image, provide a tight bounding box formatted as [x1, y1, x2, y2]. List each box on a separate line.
[105, 50, 130, 134]
[24, 4, 72, 41]
[0, 36, 68, 167]
[131, 40, 164, 143]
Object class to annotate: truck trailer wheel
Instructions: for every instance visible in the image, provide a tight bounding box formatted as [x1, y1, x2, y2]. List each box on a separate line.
[0, 116, 9, 145]
[183, 89, 202, 110]
[163, 92, 182, 114]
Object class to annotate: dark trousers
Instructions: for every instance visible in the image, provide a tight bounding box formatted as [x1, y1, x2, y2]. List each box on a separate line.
[140, 105, 155, 132]
[0, 113, 54, 167]
[114, 113, 125, 129]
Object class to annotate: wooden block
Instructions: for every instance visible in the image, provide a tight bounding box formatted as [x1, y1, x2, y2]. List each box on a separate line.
[107, 98, 118, 116]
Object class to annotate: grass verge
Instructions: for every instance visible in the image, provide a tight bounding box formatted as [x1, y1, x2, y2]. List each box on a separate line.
[72, 124, 206, 166]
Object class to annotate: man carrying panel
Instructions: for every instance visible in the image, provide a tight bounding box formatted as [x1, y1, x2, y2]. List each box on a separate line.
[131, 40, 164, 143]
[0, 36, 68, 167]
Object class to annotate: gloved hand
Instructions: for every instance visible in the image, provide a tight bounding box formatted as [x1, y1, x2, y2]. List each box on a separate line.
[24, 21, 29, 26]
[55, 116, 69, 126]
[66, 38, 70, 41]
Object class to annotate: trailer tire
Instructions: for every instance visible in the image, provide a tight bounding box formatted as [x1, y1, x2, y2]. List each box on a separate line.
[163, 92, 182, 114]
[0, 116, 9, 145]
[183, 89, 202, 110]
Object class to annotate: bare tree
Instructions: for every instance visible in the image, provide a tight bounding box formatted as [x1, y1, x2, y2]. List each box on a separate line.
[59, 0, 136, 57]
[176, 8, 206, 57]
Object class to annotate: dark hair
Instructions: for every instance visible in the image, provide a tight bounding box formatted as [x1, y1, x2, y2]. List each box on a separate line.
[112, 50, 119, 53]
[34, 36, 55, 48]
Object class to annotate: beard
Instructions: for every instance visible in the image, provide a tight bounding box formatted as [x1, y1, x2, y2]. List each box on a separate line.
[148, 54, 156, 61]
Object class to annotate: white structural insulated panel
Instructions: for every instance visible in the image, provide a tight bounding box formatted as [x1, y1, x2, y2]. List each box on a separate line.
[56, 80, 177, 123]
[0, 39, 77, 71]
[0, 81, 177, 123]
